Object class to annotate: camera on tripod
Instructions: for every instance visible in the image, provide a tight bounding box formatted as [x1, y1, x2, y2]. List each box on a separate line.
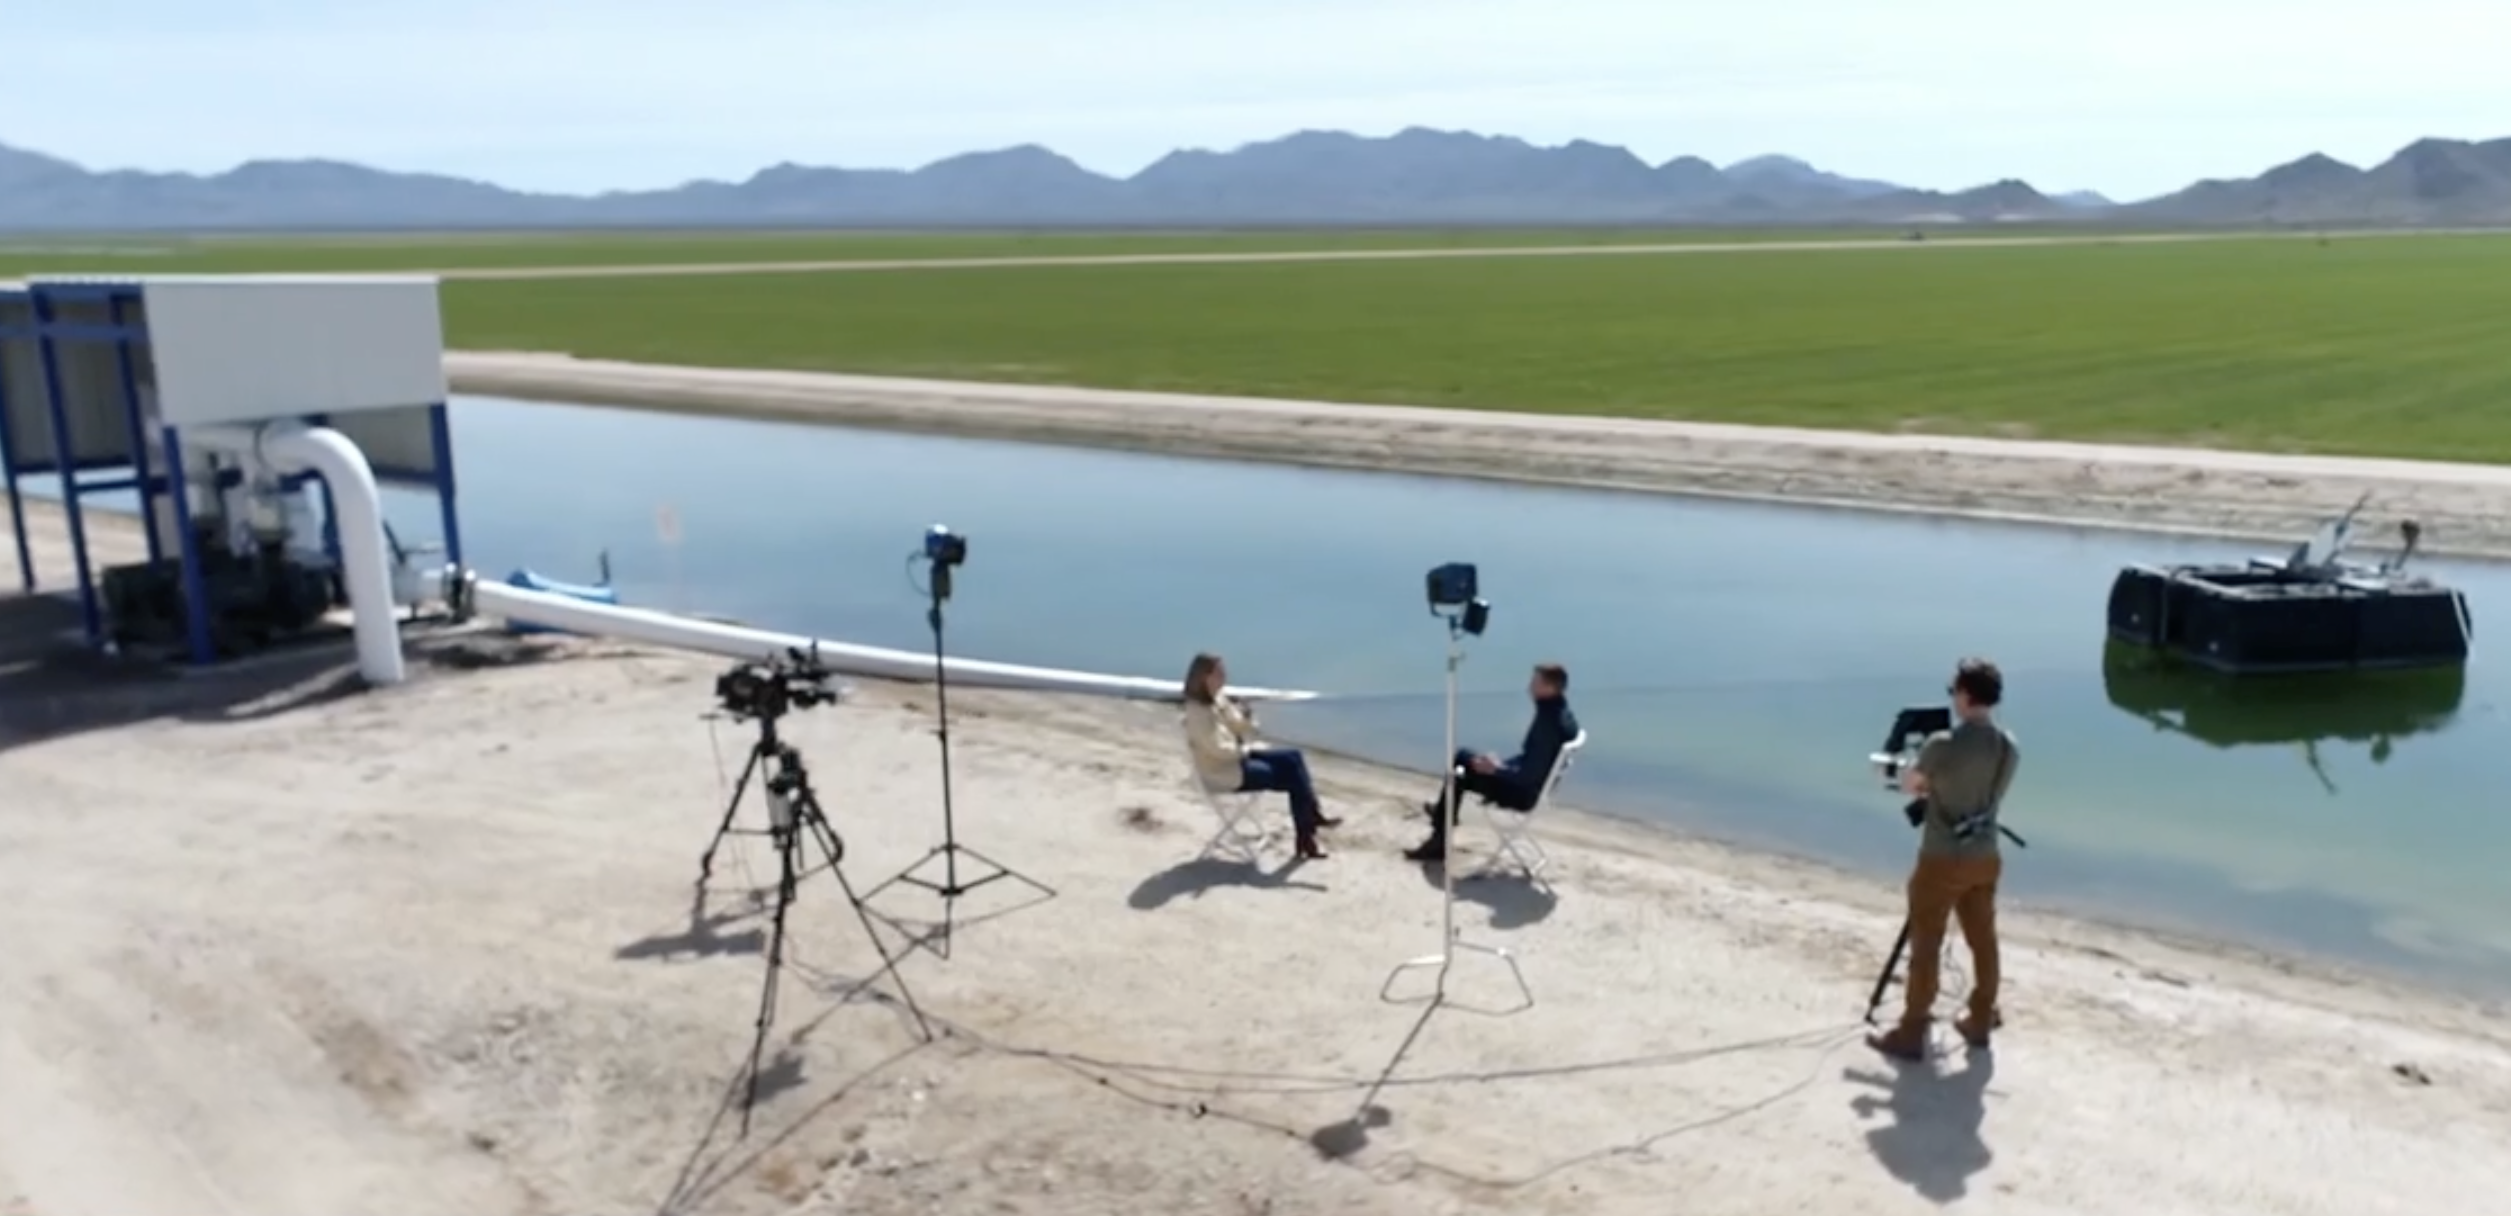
[924, 524, 967, 568]
[714, 647, 844, 722]
[1426, 561, 1492, 635]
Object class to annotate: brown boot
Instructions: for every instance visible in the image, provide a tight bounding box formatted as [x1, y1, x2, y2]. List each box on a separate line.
[1865, 1023, 1930, 1062]
[1953, 1009, 2000, 1049]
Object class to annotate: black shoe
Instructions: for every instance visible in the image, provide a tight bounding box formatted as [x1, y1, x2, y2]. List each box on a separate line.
[1403, 837, 1446, 863]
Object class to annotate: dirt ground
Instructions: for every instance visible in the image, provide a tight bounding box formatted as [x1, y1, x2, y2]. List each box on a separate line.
[446, 351, 2511, 560]
[1, 625, 2505, 1216]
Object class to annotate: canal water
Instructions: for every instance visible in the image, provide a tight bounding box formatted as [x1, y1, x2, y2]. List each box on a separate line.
[36, 395, 2511, 991]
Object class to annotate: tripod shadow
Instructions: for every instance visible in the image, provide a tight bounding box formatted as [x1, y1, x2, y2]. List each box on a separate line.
[652, 1037, 932, 1216]
[1308, 989, 1444, 1160]
[1419, 861, 1559, 930]
[1128, 856, 1328, 910]
[615, 889, 768, 961]
[1846, 1047, 1997, 1203]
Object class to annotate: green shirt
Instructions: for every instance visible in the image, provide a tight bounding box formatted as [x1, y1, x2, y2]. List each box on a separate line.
[1915, 720, 2020, 858]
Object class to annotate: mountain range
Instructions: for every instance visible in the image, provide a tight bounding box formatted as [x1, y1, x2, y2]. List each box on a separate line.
[4, 128, 2509, 231]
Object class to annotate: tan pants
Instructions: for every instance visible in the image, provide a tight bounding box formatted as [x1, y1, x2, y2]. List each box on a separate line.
[1897, 852, 2002, 1030]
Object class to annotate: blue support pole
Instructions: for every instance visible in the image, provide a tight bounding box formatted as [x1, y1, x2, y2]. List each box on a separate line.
[106, 293, 162, 565]
[1, 369, 30, 593]
[157, 425, 216, 666]
[428, 402, 464, 570]
[32, 293, 103, 646]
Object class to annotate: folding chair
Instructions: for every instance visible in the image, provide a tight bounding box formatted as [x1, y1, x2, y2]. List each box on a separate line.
[1183, 727, 1271, 864]
[1477, 730, 1585, 888]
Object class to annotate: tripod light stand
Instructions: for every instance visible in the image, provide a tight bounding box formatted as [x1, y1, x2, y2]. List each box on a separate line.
[699, 707, 933, 1137]
[1380, 568, 1533, 1017]
[866, 527, 1055, 960]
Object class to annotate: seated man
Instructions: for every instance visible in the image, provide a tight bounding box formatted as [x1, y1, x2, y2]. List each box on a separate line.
[1405, 662, 1579, 861]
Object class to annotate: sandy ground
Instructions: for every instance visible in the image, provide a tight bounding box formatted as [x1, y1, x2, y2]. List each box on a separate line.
[1, 620, 2505, 1216]
[417, 228, 2410, 281]
[448, 352, 2511, 560]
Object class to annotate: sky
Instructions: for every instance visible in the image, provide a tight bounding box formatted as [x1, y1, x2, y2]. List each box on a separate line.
[8, 0, 2510, 202]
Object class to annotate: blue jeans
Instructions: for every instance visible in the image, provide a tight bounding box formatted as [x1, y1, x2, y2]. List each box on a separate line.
[1238, 747, 1323, 836]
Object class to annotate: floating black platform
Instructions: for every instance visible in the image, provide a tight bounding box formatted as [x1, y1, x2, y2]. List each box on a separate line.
[2105, 506, 2472, 675]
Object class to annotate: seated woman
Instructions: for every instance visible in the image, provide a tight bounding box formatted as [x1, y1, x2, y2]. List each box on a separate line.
[1182, 652, 1339, 859]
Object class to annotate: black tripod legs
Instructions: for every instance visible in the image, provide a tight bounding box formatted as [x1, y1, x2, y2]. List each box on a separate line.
[699, 746, 766, 884]
[808, 813, 934, 1043]
[1864, 918, 1913, 1026]
[863, 844, 1057, 961]
[740, 825, 803, 1138]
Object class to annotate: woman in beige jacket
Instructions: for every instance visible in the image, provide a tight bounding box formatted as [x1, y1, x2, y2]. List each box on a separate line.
[1182, 652, 1338, 858]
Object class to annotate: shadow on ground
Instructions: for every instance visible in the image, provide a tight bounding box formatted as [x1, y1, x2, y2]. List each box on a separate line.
[0, 591, 573, 755]
[1128, 856, 1329, 909]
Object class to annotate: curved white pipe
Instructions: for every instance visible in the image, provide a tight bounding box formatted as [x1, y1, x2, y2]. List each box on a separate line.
[471, 579, 1316, 703]
[183, 422, 406, 686]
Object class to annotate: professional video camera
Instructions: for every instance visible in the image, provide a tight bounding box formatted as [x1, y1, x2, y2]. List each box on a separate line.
[1869, 705, 1951, 789]
[714, 646, 844, 722]
[1426, 561, 1492, 635]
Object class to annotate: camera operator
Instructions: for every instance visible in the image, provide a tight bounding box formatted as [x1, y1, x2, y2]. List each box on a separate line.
[1870, 657, 2021, 1061]
[1404, 663, 1578, 862]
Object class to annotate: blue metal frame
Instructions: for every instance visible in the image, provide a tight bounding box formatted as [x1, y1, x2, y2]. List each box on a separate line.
[31, 289, 104, 645]
[4, 281, 468, 667]
[0, 286, 31, 592]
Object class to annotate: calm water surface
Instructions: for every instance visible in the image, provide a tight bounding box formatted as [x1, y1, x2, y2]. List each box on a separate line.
[87, 396, 2511, 990]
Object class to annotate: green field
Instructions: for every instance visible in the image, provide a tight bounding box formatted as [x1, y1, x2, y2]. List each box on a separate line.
[432, 232, 2511, 462]
[0, 224, 2156, 277]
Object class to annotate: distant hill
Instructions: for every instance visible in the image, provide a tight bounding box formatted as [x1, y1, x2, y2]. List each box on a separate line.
[2127, 137, 2511, 225]
[0, 127, 2504, 231]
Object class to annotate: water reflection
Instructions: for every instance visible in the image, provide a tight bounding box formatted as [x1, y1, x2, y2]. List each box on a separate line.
[2100, 640, 2466, 792]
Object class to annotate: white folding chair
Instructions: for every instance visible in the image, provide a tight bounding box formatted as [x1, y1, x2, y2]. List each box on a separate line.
[1477, 731, 1585, 888]
[1183, 727, 1271, 864]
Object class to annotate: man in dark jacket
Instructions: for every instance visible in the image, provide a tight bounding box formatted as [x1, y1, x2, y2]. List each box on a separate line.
[1405, 663, 1579, 861]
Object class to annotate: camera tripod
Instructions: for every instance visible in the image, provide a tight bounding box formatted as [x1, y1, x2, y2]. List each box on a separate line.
[1379, 610, 1533, 1017]
[865, 557, 1054, 960]
[696, 713, 933, 1136]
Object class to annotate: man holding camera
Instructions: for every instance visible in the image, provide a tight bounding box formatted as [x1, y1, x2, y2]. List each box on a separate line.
[1871, 657, 2020, 1061]
[1404, 663, 1578, 862]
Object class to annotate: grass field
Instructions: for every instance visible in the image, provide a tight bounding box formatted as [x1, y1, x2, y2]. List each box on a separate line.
[0, 224, 2175, 277]
[436, 232, 2511, 462]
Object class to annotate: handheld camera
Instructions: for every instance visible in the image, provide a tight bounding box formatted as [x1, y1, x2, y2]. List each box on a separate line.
[1426, 561, 1492, 636]
[715, 646, 844, 722]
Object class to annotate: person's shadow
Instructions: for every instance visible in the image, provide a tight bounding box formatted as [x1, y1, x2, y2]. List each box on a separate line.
[1128, 857, 1327, 910]
[1417, 861, 1559, 929]
[1846, 1046, 1996, 1204]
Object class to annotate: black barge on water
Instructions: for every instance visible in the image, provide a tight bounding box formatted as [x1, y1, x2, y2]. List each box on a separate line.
[2106, 498, 2474, 675]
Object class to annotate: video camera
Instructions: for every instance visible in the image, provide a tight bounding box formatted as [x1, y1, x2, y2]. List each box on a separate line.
[1426, 561, 1492, 636]
[923, 524, 967, 568]
[715, 646, 845, 722]
[1870, 704, 1951, 829]
[1869, 705, 1951, 788]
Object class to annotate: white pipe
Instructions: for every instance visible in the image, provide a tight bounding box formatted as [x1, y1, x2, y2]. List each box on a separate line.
[183, 422, 406, 686]
[471, 580, 1317, 703]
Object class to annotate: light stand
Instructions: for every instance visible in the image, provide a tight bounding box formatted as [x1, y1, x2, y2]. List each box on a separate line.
[699, 711, 933, 1137]
[866, 536, 1055, 960]
[1380, 577, 1533, 1017]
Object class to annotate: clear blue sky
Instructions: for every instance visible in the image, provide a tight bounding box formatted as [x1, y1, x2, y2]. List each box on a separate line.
[9, 0, 2506, 201]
